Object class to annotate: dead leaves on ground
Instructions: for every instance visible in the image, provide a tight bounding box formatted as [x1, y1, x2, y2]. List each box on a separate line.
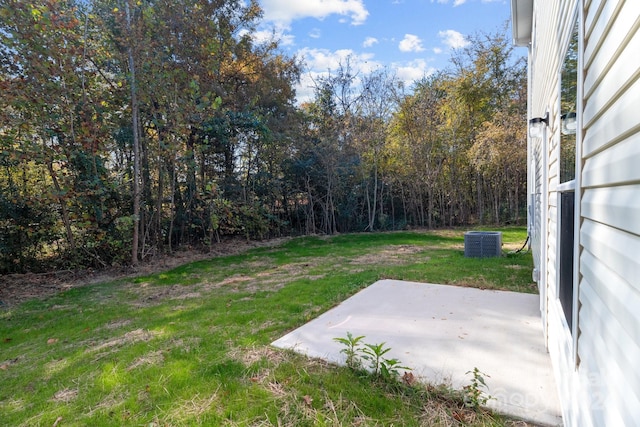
[302, 394, 313, 406]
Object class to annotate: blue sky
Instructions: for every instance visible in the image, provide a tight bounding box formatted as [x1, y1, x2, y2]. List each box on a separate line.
[254, 0, 516, 103]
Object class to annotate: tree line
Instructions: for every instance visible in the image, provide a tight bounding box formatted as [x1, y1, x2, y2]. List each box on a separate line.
[0, 0, 527, 273]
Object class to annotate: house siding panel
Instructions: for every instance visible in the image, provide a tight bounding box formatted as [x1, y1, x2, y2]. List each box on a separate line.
[546, 297, 576, 424]
[582, 133, 640, 187]
[582, 2, 640, 108]
[517, 0, 640, 424]
[580, 250, 640, 361]
[578, 285, 640, 424]
[532, 142, 544, 275]
[580, 219, 639, 291]
[528, 1, 577, 424]
[582, 185, 640, 235]
[583, 0, 625, 71]
[582, 76, 640, 157]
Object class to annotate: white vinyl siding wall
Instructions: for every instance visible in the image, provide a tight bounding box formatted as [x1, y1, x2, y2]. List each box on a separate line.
[577, 0, 640, 425]
[529, 0, 578, 422]
[528, 0, 640, 425]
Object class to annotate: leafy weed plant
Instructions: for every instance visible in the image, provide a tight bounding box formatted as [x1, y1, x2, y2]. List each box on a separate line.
[334, 333, 411, 381]
[463, 367, 493, 409]
[333, 331, 365, 370]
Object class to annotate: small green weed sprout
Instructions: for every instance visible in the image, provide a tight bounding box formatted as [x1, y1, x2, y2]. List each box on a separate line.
[333, 332, 365, 370]
[463, 367, 492, 409]
[361, 341, 391, 375]
[334, 332, 411, 381]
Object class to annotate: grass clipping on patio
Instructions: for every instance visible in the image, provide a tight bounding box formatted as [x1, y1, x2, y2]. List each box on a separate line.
[0, 227, 536, 426]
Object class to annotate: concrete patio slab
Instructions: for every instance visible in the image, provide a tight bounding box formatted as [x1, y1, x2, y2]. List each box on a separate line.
[272, 279, 563, 426]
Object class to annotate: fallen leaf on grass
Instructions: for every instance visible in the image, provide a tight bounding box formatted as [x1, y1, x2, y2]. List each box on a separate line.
[402, 371, 416, 386]
[3, 338, 11, 343]
[302, 395, 313, 406]
[0, 364, 8, 370]
[47, 338, 58, 345]
[452, 409, 474, 423]
[53, 416, 63, 426]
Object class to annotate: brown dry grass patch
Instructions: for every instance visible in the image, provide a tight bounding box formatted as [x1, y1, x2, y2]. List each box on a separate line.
[350, 245, 426, 266]
[127, 350, 165, 371]
[87, 392, 127, 416]
[86, 328, 158, 354]
[52, 388, 78, 403]
[233, 345, 286, 367]
[161, 391, 221, 424]
[102, 319, 132, 330]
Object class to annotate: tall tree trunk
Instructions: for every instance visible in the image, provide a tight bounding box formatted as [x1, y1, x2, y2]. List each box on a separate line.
[167, 159, 178, 252]
[476, 172, 483, 223]
[305, 175, 316, 234]
[46, 161, 75, 251]
[367, 163, 378, 231]
[156, 152, 164, 252]
[126, 1, 141, 265]
[427, 188, 433, 229]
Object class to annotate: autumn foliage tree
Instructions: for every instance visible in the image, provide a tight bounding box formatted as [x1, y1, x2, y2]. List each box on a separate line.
[1, 0, 122, 269]
[0, 3, 526, 274]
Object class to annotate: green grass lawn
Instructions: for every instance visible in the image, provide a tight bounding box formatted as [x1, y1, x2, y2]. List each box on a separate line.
[1, 227, 535, 426]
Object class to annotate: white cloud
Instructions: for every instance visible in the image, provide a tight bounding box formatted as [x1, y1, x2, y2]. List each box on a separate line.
[298, 47, 377, 73]
[438, 29, 470, 49]
[245, 28, 295, 46]
[363, 37, 379, 48]
[433, 47, 443, 54]
[399, 34, 425, 53]
[261, 0, 369, 26]
[294, 47, 435, 103]
[393, 59, 436, 86]
[431, 0, 467, 6]
[294, 48, 381, 104]
[309, 28, 322, 39]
